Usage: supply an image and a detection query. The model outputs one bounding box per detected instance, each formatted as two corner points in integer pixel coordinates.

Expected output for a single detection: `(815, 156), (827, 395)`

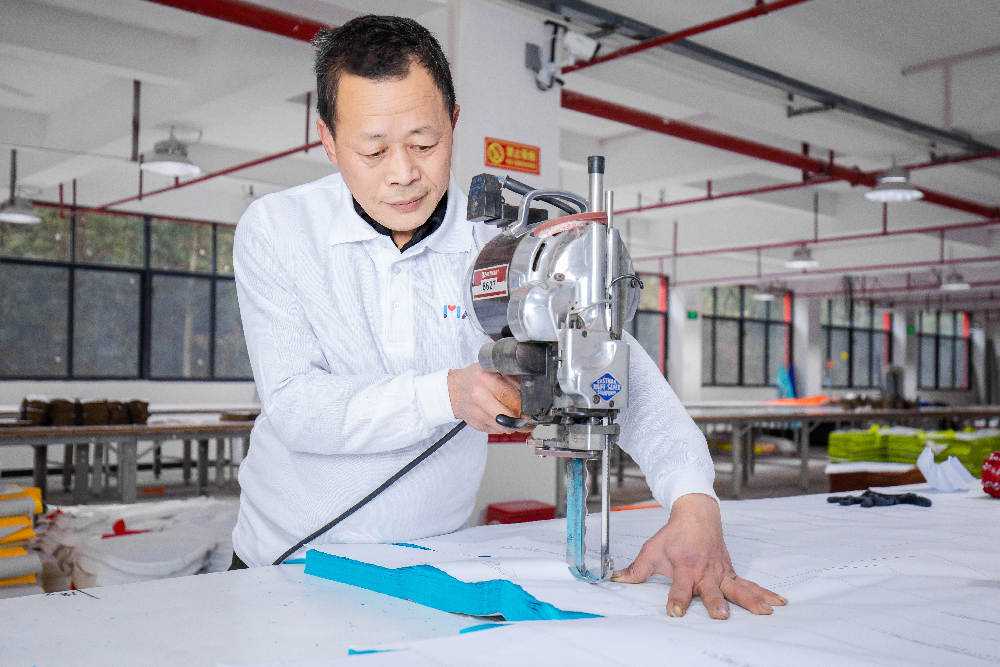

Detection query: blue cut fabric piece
(304, 549), (600, 622)
(347, 649), (397, 655)
(392, 542), (434, 551)
(283, 558), (306, 565)
(460, 623), (508, 634)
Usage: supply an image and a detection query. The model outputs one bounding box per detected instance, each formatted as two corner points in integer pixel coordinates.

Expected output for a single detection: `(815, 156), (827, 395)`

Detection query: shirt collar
(353, 191), (447, 253)
(328, 174), (472, 255)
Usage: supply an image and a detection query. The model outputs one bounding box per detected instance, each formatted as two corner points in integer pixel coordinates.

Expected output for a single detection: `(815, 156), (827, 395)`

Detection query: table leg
(90, 442), (103, 497)
(731, 422), (743, 499)
(72, 442), (90, 504)
(153, 442), (162, 479)
(32, 445), (48, 501)
(119, 439), (137, 503)
(745, 425), (755, 481)
(215, 439), (225, 485)
(182, 439), (192, 485)
(197, 439), (209, 495)
(799, 421), (812, 492)
(62, 444), (72, 491)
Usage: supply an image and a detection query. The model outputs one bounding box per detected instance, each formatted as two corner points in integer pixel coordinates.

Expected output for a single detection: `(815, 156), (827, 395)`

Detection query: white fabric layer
(231, 173), (716, 566)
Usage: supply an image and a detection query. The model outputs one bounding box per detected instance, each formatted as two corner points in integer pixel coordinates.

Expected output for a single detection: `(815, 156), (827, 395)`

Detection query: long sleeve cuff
(650, 467), (720, 517)
(413, 368), (456, 428)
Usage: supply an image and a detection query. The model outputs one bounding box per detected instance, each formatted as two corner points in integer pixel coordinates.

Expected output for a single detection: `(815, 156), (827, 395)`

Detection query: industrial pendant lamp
(0, 149), (41, 224)
(864, 165), (923, 203)
(785, 245), (818, 269)
(140, 127), (203, 178)
(940, 268), (971, 291)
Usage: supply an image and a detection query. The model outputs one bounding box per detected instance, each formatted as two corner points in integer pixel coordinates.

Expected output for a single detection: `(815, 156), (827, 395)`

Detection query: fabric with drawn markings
(231, 172), (716, 567)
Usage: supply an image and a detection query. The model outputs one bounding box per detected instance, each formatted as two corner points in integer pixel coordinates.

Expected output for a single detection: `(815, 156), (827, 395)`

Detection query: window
(625, 273), (668, 376)
(0, 206), (250, 381)
(917, 311), (971, 390)
(702, 286), (793, 386)
(820, 299), (893, 388)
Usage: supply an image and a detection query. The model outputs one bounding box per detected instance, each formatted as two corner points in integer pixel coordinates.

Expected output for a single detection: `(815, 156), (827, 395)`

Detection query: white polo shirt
(231, 172), (716, 566)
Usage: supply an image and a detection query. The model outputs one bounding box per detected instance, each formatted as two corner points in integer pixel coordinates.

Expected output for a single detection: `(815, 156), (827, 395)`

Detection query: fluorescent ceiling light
(141, 129), (203, 178)
(940, 268), (971, 291)
(864, 165), (923, 203)
(0, 196), (41, 224)
(785, 245), (818, 269)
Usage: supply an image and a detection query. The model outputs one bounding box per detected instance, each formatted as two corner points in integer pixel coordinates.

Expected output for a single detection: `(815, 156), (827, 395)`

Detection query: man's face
(318, 63), (458, 247)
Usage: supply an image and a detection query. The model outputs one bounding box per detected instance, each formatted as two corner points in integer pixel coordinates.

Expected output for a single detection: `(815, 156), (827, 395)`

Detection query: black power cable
(272, 420), (467, 565)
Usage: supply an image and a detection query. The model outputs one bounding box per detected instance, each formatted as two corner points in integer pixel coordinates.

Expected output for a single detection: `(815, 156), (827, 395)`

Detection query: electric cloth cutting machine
(465, 156), (642, 582)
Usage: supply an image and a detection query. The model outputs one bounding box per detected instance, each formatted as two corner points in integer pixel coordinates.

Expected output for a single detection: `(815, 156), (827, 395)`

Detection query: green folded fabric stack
(828, 425), (885, 463)
(882, 426), (926, 464)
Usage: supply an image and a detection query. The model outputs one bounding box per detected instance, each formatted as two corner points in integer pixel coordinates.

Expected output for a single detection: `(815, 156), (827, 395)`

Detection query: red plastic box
(485, 500), (556, 525)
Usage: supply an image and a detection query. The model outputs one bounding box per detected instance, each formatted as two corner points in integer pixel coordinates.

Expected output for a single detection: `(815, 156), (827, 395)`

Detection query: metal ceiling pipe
(634, 217), (1000, 263)
(562, 89), (1000, 220)
(94, 140), (321, 211)
(144, 0), (326, 42)
(562, 0), (813, 74)
(665, 253), (1000, 288)
(520, 0), (996, 154)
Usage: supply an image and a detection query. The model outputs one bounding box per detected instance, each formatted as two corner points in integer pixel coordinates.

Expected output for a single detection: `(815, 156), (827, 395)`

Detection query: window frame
(625, 273), (669, 377)
(917, 310), (971, 391)
(821, 299), (893, 389)
(701, 286), (794, 387)
(0, 207), (250, 382)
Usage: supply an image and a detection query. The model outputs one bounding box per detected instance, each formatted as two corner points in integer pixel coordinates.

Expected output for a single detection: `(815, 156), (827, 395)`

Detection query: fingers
(447, 365), (522, 434)
(698, 578), (730, 620)
(719, 574), (782, 615)
(665, 569), (694, 618)
(609, 555), (656, 585)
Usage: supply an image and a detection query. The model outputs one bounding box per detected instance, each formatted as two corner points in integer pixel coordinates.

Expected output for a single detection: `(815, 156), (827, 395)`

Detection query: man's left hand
(610, 493), (786, 620)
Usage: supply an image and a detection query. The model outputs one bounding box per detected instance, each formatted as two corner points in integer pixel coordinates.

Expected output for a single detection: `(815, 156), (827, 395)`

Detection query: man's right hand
(447, 364), (522, 433)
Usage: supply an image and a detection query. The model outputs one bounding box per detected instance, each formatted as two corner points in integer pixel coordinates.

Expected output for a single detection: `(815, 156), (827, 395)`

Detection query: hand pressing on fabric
(447, 363), (522, 434)
(611, 492), (787, 619)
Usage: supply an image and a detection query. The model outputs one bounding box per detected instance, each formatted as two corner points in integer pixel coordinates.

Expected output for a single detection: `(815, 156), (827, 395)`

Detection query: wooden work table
(0, 422), (253, 503)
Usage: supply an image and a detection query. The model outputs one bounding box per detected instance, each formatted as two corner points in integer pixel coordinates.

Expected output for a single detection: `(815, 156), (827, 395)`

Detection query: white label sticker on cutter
(472, 264), (509, 300)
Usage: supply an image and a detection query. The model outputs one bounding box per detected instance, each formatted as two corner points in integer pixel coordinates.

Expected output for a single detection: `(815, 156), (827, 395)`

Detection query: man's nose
(385, 147), (419, 187)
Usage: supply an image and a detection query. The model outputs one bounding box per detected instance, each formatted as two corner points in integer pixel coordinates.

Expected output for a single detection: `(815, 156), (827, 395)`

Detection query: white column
(900, 310), (918, 400)
(449, 0), (561, 191)
(799, 297), (822, 397)
(668, 286), (703, 402)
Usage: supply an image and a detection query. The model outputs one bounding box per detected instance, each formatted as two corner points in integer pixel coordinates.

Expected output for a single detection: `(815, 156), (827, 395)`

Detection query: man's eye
(413, 144), (434, 152)
(365, 150), (385, 159)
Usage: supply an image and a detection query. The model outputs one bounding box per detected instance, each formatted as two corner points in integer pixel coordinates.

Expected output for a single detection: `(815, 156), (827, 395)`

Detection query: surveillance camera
(563, 30), (600, 62)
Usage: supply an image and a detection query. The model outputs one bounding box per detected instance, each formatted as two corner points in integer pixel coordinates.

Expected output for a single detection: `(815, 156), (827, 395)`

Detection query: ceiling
(2, 0), (998, 314)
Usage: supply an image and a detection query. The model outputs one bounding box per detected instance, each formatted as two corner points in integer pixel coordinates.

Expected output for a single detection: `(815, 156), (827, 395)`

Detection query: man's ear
(317, 117), (338, 166)
(451, 104), (460, 130)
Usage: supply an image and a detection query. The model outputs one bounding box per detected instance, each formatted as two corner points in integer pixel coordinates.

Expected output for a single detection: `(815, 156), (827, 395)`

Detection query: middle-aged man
(231, 14), (786, 620)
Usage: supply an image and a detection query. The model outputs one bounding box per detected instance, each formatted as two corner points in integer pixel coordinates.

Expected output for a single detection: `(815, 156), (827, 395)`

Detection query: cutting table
(2, 484), (998, 666)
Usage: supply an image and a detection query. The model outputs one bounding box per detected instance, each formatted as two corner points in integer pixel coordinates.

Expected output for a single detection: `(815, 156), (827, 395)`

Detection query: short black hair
(312, 15), (455, 135)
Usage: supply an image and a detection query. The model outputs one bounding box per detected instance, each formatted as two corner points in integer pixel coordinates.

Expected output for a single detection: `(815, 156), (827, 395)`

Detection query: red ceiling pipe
(144, 0), (325, 42)
(616, 177), (837, 215)
(562, 0), (813, 75)
(634, 217), (1000, 263)
(615, 149), (1000, 217)
(562, 90), (1000, 220)
(665, 253), (1000, 288)
(94, 140), (322, 211)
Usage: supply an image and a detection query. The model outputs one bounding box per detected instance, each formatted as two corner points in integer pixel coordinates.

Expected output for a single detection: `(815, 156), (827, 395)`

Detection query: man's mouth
(387, 195), (425, 213)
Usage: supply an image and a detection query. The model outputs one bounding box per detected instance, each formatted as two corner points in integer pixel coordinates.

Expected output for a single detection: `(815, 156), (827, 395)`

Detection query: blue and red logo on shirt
(443, 304), (470, 319)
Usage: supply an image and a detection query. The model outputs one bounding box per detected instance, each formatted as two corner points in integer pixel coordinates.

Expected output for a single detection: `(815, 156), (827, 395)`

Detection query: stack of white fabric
(34, 497), (238, 590)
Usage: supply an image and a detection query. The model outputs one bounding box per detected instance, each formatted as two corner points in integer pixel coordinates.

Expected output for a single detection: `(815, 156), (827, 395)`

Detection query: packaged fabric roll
(0, 516), (35, 544)
(0, 546), (43, 581)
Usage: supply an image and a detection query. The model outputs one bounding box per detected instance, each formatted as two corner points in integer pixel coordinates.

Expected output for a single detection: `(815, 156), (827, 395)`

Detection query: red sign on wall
(484, 137), (540, 175)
